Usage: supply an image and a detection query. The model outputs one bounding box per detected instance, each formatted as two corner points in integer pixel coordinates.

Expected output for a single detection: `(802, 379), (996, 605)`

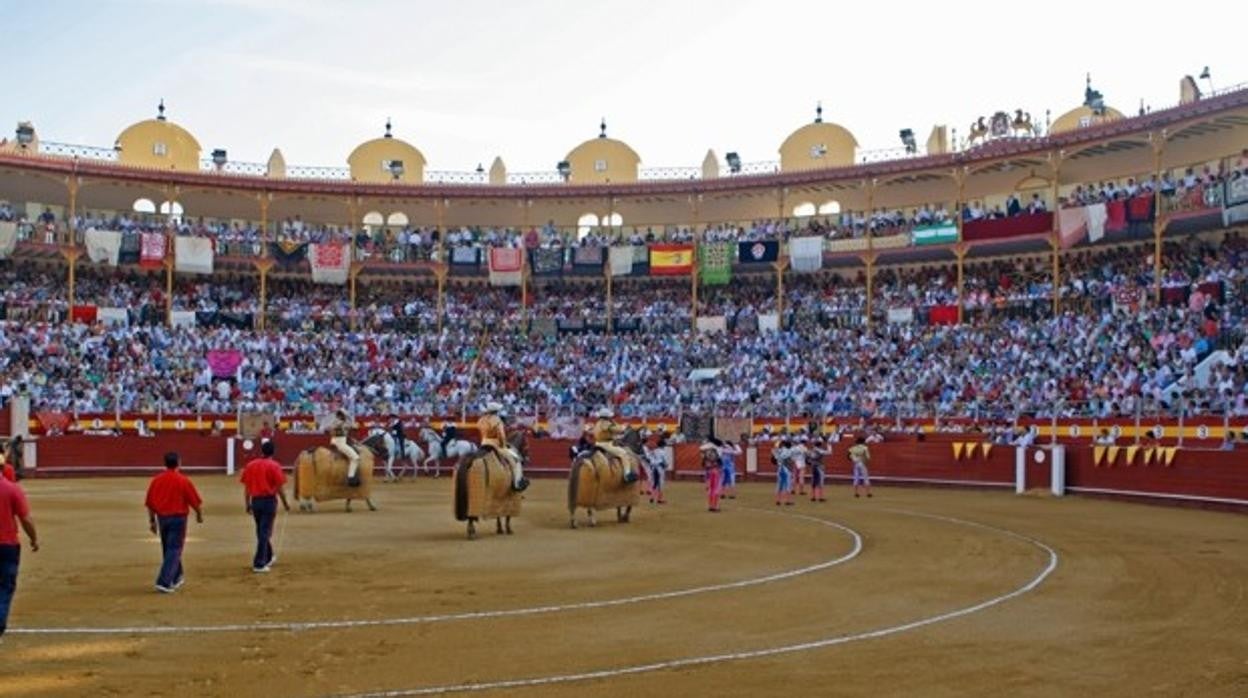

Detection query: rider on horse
(589, 407), (638, 483)
(386, 413), (408, 461)
(329, 409), (362, 487)
(477, 402), (528, 491)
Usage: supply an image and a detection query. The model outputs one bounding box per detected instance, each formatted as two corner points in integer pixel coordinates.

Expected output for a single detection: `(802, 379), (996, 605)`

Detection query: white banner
(609, 245), (634, 276)
(887, 307), (915, 324)
(175, 236), (215, 274)
(789, 236), (824, 272)
(171, 310), (197, 328)
(1086, 202), (1107, 243)
(310, 242), (350, 285)
(0, 221), (17, 259)
(85, 228), (122, 266)
(758, 313), (780, 332)
(97, 307), (130, 327)
(695, 315), (727, 333)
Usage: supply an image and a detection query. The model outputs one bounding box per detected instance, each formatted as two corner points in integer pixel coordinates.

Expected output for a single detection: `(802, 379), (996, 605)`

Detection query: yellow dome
(562, 120), (640, 184)
(115, 103), (202, 172)
(347, 120), (427, 183)
(1050, 104), (1125, 134)
(779, 106), (857, 171)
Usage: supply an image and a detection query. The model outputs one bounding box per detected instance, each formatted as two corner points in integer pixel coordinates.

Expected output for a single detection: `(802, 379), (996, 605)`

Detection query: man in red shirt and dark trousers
(1, 471), (38, 639)
(144, 452), (203, 593)
(240, 441), (289, 573)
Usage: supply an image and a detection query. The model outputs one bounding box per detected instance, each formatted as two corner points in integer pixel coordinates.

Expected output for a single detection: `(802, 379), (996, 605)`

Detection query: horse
(421, 426), (477, 476)
(567, 426), (643, 528)
(292, 444), (378, 513)
(363, 430), (426, 481)
(453, 430), (528, 540)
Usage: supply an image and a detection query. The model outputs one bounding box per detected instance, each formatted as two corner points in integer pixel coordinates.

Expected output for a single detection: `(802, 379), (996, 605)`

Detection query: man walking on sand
(145, 452), (204, 593)
(0, 471), (37, 638)
(240, 441), (290, 573)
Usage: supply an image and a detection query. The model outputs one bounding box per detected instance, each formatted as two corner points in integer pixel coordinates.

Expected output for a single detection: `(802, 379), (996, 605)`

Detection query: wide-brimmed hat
(596, 407), (615, 418)
(485, 402), (503, 413)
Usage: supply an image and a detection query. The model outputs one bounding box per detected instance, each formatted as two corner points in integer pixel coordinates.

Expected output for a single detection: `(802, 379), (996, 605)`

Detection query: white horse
(364, 430), (426, 481)
(420, 426), (476, 476)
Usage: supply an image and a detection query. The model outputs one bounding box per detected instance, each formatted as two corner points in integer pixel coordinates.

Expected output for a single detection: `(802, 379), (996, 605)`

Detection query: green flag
(699, 242), (732, 286)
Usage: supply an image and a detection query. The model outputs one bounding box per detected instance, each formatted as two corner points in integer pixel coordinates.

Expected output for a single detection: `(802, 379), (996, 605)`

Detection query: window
(159, 200), (184, 223)
(386, 212), (409, 227)
(362, 211), (385, 226)
(153, 142), (168, 156)
(577, 213), (600, 239)
(818, 200), (841, 215)
(594, 159), (608, 172)
(133, 198), (157, 214)
(1078, 116), (1092, 128)
(809, 144), (827, 159)
(792, 202), (817, 218)
(605, 212), (623, 227)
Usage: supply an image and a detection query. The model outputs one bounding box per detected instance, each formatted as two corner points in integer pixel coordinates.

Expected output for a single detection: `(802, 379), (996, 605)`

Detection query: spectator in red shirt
(1, 474), (38, 638)
(144, 452), (203, 593)
(239, 441), (289, 573)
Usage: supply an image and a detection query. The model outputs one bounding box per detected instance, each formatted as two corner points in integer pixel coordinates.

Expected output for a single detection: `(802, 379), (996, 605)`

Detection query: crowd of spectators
(2, 232), (1244, 423)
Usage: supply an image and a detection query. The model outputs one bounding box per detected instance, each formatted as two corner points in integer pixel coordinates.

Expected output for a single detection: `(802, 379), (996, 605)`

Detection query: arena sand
(1, 476), (1245, 697)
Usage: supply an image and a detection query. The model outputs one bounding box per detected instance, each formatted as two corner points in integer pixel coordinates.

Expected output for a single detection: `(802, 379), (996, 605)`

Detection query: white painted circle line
(327, 508), (1059, 697)
(11, 508), (861, 636)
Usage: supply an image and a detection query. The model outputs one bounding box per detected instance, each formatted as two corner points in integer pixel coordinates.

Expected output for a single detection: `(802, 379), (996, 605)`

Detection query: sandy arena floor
(1, 475), (1246, 697)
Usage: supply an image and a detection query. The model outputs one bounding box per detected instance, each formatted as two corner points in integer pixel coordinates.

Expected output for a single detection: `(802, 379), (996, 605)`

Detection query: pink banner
(206, 349), (244, 378)
(140, 232), (166, 268)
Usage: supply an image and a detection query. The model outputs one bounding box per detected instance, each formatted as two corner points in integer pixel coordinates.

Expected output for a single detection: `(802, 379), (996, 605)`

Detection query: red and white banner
(488, 247), (523, 286)
(310, 242), (350, 284)
(140, 232), (166, 268)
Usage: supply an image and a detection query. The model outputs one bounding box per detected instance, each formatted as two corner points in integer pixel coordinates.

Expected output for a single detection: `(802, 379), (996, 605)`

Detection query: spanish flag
(649, 244), (694, 276)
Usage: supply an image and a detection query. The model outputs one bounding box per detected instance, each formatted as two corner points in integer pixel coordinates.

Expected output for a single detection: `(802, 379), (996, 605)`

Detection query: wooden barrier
(27, 434), (1248, 510)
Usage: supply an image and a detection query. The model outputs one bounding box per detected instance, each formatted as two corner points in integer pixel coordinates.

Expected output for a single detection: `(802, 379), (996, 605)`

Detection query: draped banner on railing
(929, 304), (958, 325)
(85, 228), (122, 266)
(270, 240), (309, 264)
(309, 242), (349, 284)
(698, 242), (732, 285)
(649, 244), (693, 276)
(737, 240), (779, 263)
(206, 349), (244, 378)
(962, 212), (1053, 242)
(488, 247), (523, 286)
(912, 223), (957, 246)
(789, 236), (824, 272)
(450, 246), (480, 267)
(609, 245), (634, 276)
(171, 310), (197, 328)
(98, 307), (129, 327)
(175, 236), (215, 274)
(1224, 177), (1248, 226)
(873, 233), (911, 250)
(140, 232), (166, 268)
(825, 237), (868, 254)
(573, 245), (605, 272)
(0, 221), (18, 259)
(529, 248), (564, 277)
(695, 315), (727, 333)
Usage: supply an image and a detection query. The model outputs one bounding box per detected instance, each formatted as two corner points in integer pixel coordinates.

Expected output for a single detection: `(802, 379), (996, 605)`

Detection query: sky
(5, 0), (1244, 174)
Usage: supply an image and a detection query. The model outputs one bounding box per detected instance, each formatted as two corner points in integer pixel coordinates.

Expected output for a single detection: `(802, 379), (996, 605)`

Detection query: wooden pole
(690, 195), (701, 332)
(955, 243), (967, 325)
(605, 263), (614, 335)
(1152, 132), (1167, 306)
(66, 175), (78, 247)
(864, 252), (876, 329)
(255, 258), (273, 331)
(775, 257), (788, 320)
(954, 169), (966, 324)
(1050, 153), (1062, 317)
(259, 192), (270, 258)
(61, 247), (79, 323)
(435, 264), (447, 334)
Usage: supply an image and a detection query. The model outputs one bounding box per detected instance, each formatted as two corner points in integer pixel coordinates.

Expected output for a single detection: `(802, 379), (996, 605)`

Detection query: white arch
(605, 212), (623, 227)
(133, 198), (156, 214)
(577, 213), (600, 240)
(362, 211), (385, 226)
(386, 212), (409, 227)
(818, 200), (841, 215)
(792, 202), (816, 218)
(159, 201), (184, 222)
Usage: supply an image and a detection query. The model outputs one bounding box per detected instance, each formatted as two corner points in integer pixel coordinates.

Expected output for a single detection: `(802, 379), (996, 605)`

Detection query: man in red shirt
(144, 452), (203, 593)
(1, 473), (38, 638)
(239, 441), (289, 573)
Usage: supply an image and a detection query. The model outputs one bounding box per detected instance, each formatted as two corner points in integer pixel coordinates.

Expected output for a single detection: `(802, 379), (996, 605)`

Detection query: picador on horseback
(589, 407), (638, 483)
(477, 402), (528, 491)
(329, 409), (362, 487)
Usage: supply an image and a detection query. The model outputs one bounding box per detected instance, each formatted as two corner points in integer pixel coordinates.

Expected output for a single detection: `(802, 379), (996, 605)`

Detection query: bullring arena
(3, 5), (1248, 695)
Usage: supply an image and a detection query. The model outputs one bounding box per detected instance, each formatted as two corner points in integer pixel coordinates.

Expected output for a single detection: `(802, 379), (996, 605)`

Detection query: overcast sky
(6, 0), (1242, 174)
